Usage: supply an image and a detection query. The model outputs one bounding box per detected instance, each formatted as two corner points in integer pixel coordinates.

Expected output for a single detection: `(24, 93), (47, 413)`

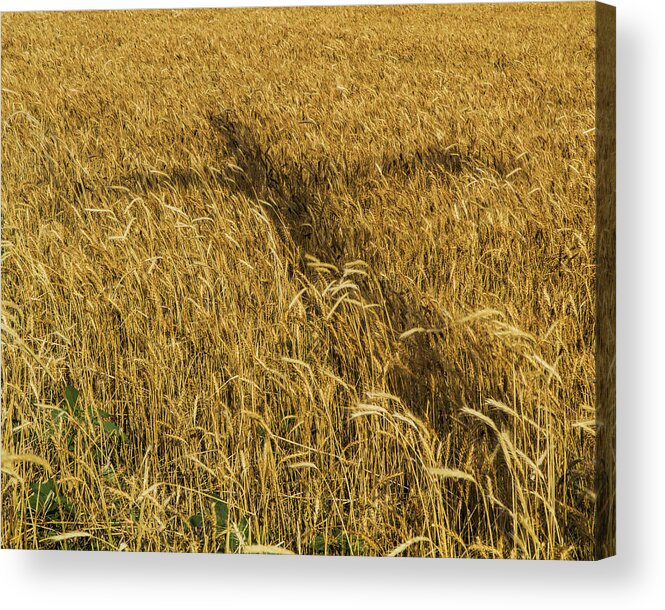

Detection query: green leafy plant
(27, 478), (75, 518)
(187, 495), (254, 552)
(312, 528), (364, 556)
(28, 385), (128, 535)
(49, 385), (128, 459)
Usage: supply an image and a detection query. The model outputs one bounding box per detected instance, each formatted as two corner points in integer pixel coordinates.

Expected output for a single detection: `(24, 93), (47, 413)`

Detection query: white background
(1, 0), (662, 608)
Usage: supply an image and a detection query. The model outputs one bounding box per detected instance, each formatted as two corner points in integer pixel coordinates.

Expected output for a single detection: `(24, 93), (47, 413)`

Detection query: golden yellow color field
(2, 3), (597, 558)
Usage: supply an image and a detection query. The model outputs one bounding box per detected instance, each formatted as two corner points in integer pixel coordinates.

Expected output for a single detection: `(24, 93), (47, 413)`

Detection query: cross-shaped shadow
(204, 109), (488, 436)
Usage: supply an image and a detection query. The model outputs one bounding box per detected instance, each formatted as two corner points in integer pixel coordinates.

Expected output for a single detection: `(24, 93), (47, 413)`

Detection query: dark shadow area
(207, 110), (476, 262)
(120, 165), (231, 192)
(204, 109), (491, 437)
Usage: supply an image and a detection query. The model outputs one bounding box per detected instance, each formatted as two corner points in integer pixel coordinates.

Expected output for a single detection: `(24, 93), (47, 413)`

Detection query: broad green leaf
(189, 514), (203, 529)
(312, 533), (326, 554)
(28, 479), (58, 514)
(102, 420), (120, 435)
(64, 386), (79, 413)
(213, 499), (229, 531)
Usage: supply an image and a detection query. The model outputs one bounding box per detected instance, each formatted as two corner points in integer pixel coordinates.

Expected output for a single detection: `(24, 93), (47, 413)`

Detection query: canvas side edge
(594, 0), (616, 561)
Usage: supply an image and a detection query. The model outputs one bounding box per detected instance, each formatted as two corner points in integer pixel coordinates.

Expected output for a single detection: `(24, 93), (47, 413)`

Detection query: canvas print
(1, 2), (615, 559)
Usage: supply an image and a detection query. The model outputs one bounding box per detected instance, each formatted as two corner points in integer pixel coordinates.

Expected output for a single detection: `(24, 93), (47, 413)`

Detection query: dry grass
(2, 3), (599, 558)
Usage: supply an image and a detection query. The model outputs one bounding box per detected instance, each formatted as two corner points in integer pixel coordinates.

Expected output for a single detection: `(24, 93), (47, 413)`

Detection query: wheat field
(2, 3), (602, 558)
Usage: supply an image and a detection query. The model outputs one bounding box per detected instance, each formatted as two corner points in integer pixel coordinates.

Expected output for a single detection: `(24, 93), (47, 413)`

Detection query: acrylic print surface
(1, 2), (615, 559)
